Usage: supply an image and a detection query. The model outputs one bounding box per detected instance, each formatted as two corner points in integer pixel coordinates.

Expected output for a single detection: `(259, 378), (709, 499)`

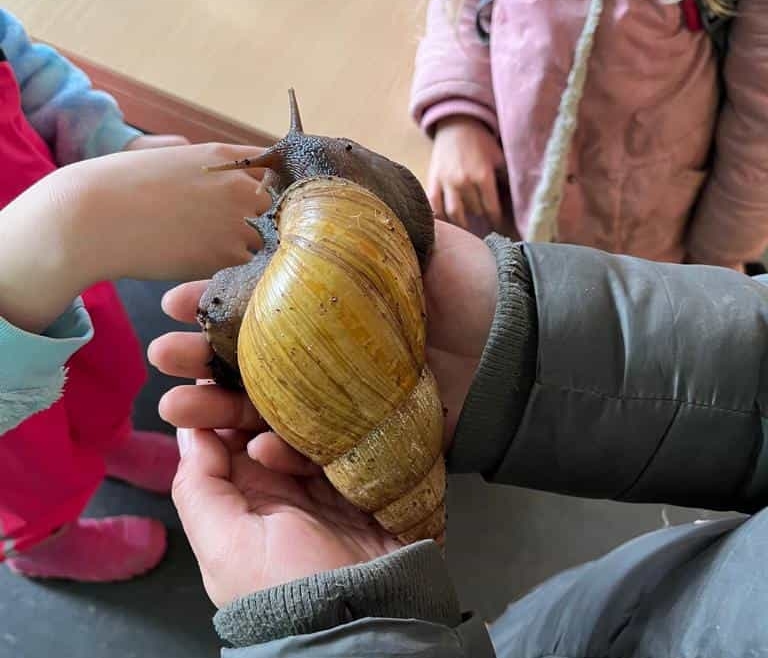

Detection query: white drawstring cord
(525, 0), (604, 243)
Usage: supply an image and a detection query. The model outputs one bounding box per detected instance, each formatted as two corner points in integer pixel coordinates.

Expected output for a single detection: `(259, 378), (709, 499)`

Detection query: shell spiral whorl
(237, 177), (446, 543)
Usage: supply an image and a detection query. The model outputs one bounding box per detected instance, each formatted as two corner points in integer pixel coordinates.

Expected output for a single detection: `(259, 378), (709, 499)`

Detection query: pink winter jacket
(410, 0), (768, 267)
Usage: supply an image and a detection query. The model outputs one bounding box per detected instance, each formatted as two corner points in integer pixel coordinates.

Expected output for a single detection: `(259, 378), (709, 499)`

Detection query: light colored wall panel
(3, 0), (433, 182)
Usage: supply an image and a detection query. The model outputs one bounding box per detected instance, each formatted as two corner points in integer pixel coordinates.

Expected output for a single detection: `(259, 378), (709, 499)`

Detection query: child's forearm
(0, 176), (94, 333)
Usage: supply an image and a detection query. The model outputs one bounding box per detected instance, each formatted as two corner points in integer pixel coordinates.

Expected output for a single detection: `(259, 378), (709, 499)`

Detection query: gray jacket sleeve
(451, 237), (768, 514)
(222, 615), (493, 658)
(211, 237), (768, 657)
(213, 541), (495, 657)
(206, 236), (543, 657)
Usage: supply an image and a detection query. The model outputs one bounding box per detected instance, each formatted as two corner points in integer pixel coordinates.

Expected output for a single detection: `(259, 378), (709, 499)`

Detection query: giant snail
(197, 90), (446, 545)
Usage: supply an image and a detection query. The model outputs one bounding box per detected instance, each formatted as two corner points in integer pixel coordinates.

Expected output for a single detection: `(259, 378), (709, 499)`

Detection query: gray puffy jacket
(213, 238), (768, 657)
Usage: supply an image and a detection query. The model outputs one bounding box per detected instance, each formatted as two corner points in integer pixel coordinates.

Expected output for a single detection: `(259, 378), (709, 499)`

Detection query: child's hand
(124, 134), (191, 150)
(428, 116), (505, 230)
(0, 143), (267, 332)
(62, 142), (269, 283)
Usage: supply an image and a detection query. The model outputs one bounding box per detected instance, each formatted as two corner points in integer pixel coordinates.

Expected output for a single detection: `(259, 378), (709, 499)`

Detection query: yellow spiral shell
(237, 176), (446, 543)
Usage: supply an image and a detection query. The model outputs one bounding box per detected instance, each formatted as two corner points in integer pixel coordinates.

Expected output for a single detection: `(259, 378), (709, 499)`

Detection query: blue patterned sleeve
(0, 8), (142, 164)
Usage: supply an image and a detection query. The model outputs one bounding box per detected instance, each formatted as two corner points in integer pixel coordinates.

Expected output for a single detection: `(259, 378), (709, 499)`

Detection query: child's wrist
(435, 115), (491, 135)
(0, 237), (82, 333)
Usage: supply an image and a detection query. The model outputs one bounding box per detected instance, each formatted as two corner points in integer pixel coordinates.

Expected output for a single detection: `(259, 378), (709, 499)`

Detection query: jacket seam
(738, 418), (764, 495)
(537, 379), (764, 418)
(615, 402), (682, 501)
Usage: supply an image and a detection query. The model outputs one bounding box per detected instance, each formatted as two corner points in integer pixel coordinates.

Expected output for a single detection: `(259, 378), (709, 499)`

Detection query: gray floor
(0, 279), (725, 657)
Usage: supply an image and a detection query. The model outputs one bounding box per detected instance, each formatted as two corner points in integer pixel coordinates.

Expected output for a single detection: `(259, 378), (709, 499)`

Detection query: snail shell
(237, 176), (446, 543)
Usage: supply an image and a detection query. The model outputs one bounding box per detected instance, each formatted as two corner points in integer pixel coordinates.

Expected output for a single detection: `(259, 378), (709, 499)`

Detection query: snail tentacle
(287, 87), (303, 133)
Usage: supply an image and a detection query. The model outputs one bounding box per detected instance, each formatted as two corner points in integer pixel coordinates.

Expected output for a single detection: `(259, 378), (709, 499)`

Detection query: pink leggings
(0, 282), (146, 558)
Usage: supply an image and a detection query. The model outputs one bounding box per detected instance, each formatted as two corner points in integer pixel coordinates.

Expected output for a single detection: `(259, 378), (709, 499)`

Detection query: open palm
(174, 427), (399, 608)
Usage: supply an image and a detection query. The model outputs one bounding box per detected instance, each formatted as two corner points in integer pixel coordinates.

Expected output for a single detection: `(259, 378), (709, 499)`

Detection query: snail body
(198, 92), (445, 543)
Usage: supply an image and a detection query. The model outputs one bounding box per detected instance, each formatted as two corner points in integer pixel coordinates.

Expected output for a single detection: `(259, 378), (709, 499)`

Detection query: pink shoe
(105, 430), (180, 494)
(6, 516), (166, 582)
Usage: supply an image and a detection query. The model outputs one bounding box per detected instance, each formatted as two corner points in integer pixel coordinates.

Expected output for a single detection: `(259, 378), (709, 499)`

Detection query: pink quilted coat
(410, 0), (768, 268)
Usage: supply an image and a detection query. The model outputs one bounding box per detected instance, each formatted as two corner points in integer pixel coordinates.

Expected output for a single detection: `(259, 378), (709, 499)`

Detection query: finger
(427, 179), (445, 221)
(238, 166), (266, 181)
(476, 174), (503, 229)
(148, 332), (213, 380)
(161, 281), (210, 323)
(253, 186), (272, 215)
(134, 134), (190, 150)
(461, 184), (484, 218)
(159, 384), (266, 432)
(247, 432), (321, 476)
(216, 429), (252, 454)
(232, 174), (272, 216)
(444, 187), (467, 229)
(173, 428), (249, 553)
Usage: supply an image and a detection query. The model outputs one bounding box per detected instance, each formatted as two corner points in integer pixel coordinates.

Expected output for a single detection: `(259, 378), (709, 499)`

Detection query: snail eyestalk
(288, 88), (303, 133)
(202, 89), (302, 173)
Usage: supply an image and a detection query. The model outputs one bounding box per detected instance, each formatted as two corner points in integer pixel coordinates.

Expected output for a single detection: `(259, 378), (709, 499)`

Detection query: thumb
(172, 428), (245, 552)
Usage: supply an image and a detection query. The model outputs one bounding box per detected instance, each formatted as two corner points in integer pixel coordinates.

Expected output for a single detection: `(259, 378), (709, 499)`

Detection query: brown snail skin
(197, 90), (445, 544)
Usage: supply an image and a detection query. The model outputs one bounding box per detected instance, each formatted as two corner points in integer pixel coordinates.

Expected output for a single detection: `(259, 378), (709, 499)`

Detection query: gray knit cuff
(213, 540), (461, 648)
(448, 235), (538, 476)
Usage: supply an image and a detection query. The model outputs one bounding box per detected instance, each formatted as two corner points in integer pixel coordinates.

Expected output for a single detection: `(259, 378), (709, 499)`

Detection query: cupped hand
(150, 283), (399, 606)
(172, 426), (399, 607)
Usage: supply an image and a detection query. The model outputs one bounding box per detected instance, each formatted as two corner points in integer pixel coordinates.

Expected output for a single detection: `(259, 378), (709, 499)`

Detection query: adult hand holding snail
(148, 90), (505, 606)
(148, 218), (498, 607)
